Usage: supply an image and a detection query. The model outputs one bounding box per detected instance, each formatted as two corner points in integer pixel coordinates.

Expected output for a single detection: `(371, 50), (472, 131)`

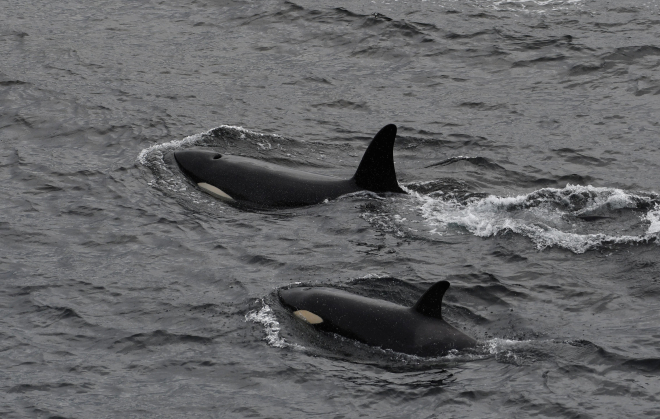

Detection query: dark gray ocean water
(2, 0), (660, 417)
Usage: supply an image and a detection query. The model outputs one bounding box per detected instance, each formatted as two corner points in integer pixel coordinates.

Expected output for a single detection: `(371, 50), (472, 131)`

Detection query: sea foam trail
(412, 184), (660, 254)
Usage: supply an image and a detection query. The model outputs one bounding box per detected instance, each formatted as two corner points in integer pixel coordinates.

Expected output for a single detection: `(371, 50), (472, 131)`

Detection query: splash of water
(245, 301), (304, 350)
(412, 184), (660, 253)
(645, 204), (660, 235)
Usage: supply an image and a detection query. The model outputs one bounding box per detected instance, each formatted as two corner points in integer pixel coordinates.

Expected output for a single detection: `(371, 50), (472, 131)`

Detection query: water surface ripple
(1, 0), (660, 417)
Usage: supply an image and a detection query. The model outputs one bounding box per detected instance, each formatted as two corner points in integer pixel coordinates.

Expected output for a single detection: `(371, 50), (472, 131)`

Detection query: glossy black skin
(278, 286), (477, 357)
(173, 124), (405, 208)
(174, 152), (363, 207)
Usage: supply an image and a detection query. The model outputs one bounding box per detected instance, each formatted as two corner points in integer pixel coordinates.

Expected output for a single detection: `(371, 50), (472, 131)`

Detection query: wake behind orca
(174, 124), (405, 207)
(278, 281), (477, 357)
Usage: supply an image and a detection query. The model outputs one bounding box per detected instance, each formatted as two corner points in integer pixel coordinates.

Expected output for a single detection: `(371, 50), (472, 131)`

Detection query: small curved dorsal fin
(413, 281), (450, 319)
(353, 124), (405, 193)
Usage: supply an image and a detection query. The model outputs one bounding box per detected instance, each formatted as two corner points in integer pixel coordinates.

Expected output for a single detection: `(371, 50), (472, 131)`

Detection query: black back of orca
(173, 124), (405, 207)
(278, 281), (476, 357)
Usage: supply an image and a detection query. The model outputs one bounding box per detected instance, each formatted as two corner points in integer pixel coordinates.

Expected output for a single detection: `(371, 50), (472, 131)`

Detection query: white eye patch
(293, 310), (323, 325)
(197, 182), (234, 201)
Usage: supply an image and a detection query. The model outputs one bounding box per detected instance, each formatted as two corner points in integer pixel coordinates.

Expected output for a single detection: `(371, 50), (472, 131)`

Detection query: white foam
(138, 132), (202, 166)
(245, 301), (304, 350)
(485, 337), (531, 354)
(488, 0), (583, 12)
(355, 273), (391, 280)
(413, 184), (660, 253)
(645, 205), (660, 235)
(480, 338), (537, 364)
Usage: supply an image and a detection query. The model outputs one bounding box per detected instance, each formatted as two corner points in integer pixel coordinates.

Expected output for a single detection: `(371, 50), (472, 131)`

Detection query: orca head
(278, 287), (312, 311)
(353, 124), (406, 194)
(173, 149), (223, 184)
(278, 287), (326, 325)
(173, 150), (235, 200)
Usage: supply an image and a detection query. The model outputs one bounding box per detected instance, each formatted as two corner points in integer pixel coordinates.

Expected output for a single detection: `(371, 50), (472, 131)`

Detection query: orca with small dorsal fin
(173, 124), (405, 207)
(278, 280), (476, 357)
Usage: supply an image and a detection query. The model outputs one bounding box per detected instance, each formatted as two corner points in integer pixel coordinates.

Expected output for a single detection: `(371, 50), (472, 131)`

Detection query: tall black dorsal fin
(353, 124), (405, 193)
(413, 281), (450, 319)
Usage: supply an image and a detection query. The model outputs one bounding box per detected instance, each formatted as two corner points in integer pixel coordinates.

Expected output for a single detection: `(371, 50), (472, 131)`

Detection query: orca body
(174, 124), (405, 207)
(278, 281), (476, 357)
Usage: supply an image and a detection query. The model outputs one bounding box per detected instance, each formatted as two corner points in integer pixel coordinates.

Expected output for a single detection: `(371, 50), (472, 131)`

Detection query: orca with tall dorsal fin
(278, 281), (477, 357)
(173, 124), (405, 207)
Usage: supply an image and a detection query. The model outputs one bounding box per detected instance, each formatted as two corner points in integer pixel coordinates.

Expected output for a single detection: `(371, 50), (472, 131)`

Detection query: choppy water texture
(2, 0), (660, 417)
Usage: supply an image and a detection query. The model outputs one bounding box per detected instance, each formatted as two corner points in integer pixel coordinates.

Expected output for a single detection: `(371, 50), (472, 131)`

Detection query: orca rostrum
(174, 124), (405, 207)
(278, 281), (477, 357)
